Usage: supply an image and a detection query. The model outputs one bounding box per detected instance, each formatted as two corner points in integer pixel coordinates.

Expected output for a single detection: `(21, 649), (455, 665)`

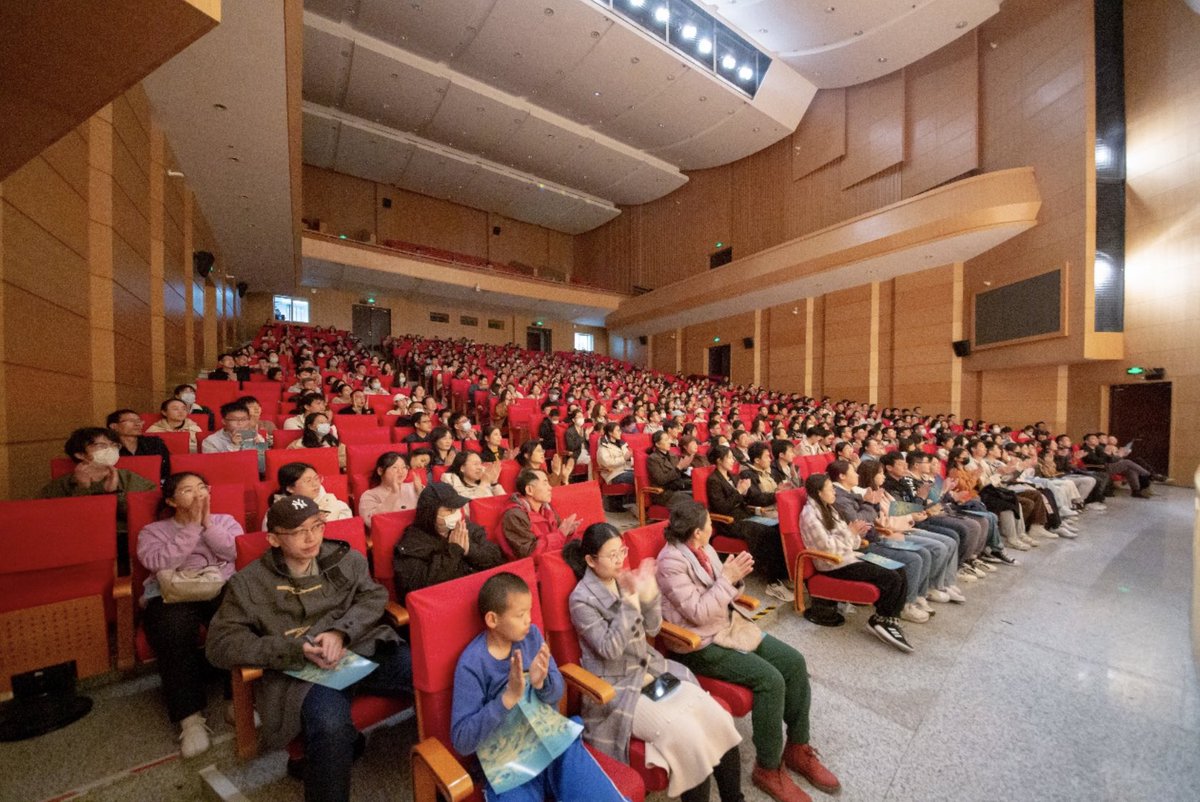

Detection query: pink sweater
(655, 541), (740, 650)
(136, 514), (243, 603)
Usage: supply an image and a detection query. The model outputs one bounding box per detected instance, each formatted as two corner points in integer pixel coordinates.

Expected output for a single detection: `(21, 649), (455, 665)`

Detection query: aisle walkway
(4, 487), (1198, 801)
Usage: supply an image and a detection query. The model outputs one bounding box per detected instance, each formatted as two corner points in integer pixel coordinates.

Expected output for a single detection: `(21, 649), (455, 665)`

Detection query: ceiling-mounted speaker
(742, 337), (754, 349)
(236, 282), (248, 298)
(952, 339), (971, 358)
(193, 251), (215, 279)
(637, 335), (648, 346)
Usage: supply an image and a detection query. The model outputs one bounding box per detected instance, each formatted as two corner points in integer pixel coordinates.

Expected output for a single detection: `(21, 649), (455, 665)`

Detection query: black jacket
(392, 523), (503, 606)
(539, 418), (559, 452)
(119, 435), (171, 482)
(563, 426), (588, 462)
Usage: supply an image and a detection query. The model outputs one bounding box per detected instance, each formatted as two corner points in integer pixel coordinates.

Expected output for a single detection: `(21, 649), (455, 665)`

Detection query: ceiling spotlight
(737, 65), (754, 81)
(697, 37), (713, 54)
(593, 90), (602, 96)
(681, 23), (697, 40)
(853, 29), (863, 36)
(877, 56), (888, 62)
(721, 54), (737, 70)
(544, 7), (554, 15)
(654, 6), (669, 23)
(629, 0), (644, 7)
(825, 6), (836, 12)
(956, 20), (968, 28)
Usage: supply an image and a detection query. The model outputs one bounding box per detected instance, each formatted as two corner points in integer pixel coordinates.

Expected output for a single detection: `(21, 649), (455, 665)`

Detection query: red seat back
(691, 465), (716, 508)
(271, 429), (304, 449)
(345, 443), (405, 477)
(195, 380), (239, 409)
(170, 451), (259, 488)
(406, 558), (542, 747)
(467, 495), (515, 558)
(549, 480), (606, 534)
(50, 455), (163, 485)
(0, 495), (118, 614)
(775, 488), (808, 583)
(339, 428), (391, 446)
(265, 447), (340, 485)
(533, 549), (584, 675)
(241, 382), (283, 408)
(495, 459), (520, 494)
(622, 521), (669, 566)
(369, 509), (418, 602)
(144, 431), (192, 456)
(331, 415), (383, 433)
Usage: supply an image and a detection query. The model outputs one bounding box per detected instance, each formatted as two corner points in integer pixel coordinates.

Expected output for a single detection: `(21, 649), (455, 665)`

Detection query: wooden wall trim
(608, 167), (1041, 335)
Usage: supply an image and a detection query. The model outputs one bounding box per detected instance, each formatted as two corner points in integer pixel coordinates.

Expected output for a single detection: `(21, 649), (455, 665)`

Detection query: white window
(273, 295), (310, 323)
(574, 332), (594, 352)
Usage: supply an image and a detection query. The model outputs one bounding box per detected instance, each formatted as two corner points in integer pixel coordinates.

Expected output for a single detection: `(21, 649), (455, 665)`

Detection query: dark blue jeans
(300, 642), (412, 802)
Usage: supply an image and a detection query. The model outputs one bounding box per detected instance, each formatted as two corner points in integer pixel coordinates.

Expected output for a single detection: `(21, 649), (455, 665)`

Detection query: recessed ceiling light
(390, 72), (399, 79)
(593, 90), (602, 96)
(853, 30), (863, 36)
(213, 103), (227, 111)
(228, 156), (240, 162)
(752, 127), (760, 132)
(697, 37), (713, 55)
(590, 30), (600, 38)
(513, 51), (521, 58)
(544, 7), (554, 15)
(476, 106), (485, 112)
(630, 56), (640, 64)
(721, 54), (736, 69)
(877, 57), (888, 62)
(956, 20), (968, 28)
(654, 6), (669, 23)
(825, 5), (835, 12)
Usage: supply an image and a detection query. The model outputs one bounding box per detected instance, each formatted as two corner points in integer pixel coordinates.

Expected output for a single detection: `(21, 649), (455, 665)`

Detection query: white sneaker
(1085, 502), (1108, 512)
(1055, 527), (1079, 539)
(901, 603), (930, 623)
(957, 566), (979, 582)
(179, 713), (211, 758)
(1029, 524), (1057, 539)
(1006, 537), (1031, 551)
(916, 596), (935, 614)
(927, 588), (951, 603)
(945, 585), (967, 603)
(764, 581), (793, 602)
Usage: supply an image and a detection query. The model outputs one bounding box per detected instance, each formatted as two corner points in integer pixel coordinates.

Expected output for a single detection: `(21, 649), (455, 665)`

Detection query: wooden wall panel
(377, 185), (488, 258)
(637, 167), (731, 291)
(573, 208), (633, 293)
(891, 265), (956, 410)
(682, 312), (755, 385)
(302, 165), (377, 239)
(731, 139), (787, 260)
(650, 333), (676, 374)
(876, 280), (894, 407)
(765, 300), (806, 394)
(903, 31), (980, 196)
(821, 286), (872, 401)
(963, 0), (1092, 371)
(841, 71), (905, 189)
(792, 89), (846, 181)
(979, 364), (1061, 428)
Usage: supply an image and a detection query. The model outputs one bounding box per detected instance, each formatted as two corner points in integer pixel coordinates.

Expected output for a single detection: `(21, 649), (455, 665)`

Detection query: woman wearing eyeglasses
(564, 523), (743, 802)
(136, 472), (244, 758)
(261, 461), (351, 529)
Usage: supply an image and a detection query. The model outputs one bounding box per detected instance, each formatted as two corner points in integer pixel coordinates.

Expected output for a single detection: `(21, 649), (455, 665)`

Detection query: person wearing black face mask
(391, 483), (503, 606)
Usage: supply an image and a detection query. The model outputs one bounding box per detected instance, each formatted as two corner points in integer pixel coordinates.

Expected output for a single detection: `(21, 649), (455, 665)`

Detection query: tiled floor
(4, 486), (1199, 801)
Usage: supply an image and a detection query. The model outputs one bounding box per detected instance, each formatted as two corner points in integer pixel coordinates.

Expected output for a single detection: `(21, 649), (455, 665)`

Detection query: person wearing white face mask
(40, 428), (157, 564)
(287, 411), (346, 469)
(364, 377), (387, 395)
(173, 383), (214, 430)
(391, 483), (503, 605)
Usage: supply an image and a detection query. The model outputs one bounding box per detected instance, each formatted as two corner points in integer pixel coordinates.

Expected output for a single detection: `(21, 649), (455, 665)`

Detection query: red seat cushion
(807, 574), (880, 605)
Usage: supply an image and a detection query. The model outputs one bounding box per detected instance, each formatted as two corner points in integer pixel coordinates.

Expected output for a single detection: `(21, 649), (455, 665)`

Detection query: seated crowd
(31, 322), (1158, 802)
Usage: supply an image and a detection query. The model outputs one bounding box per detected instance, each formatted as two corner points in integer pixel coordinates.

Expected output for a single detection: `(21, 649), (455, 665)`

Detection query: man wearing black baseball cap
(392, 482), (504, 605)
(206, 495), (411, 802)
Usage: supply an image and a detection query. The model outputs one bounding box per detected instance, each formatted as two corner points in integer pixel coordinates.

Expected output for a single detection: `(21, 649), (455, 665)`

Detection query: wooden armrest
(411, 737), (473, 802)
(735, 594), (759, 609)
(231, 665), (264, 759)
(711, 513), (735, 525)
(641, 485), (664, 496)
(238, 666), (264, 684)
(657, 621), (701, 652)
(560, 663), (615, 705)
(801, 549), (844, 565)
(113, 576), (134, 671)
(385, 601), (409, 628)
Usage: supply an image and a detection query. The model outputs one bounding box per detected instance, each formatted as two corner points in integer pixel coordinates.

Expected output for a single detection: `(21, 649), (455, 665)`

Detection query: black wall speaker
(193, 251), (215, 279)
(952, 339), (971, 358)
(637, 335), (648, 346)
(236, 282), (248, 298)
(742, 337), (755, 349)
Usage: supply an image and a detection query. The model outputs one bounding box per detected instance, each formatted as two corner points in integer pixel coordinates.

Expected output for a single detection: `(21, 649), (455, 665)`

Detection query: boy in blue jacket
(450, 572), (629, 802)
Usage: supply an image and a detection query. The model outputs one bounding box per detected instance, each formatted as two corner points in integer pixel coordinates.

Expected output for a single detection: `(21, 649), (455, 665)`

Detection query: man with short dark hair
(206, 495), (411, 802)
(500, 469), (580, 558)
(403, 411), (434, 445)
(201, 402), (260, 453)
(107, 408), (171, 481)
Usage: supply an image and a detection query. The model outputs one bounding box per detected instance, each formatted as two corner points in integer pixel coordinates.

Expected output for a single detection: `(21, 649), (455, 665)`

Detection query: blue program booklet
(478, 685), (584, 793)
(861, 552), (905, 571)
(285, 651), (378, 690)
(877, 539), (922, 551)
